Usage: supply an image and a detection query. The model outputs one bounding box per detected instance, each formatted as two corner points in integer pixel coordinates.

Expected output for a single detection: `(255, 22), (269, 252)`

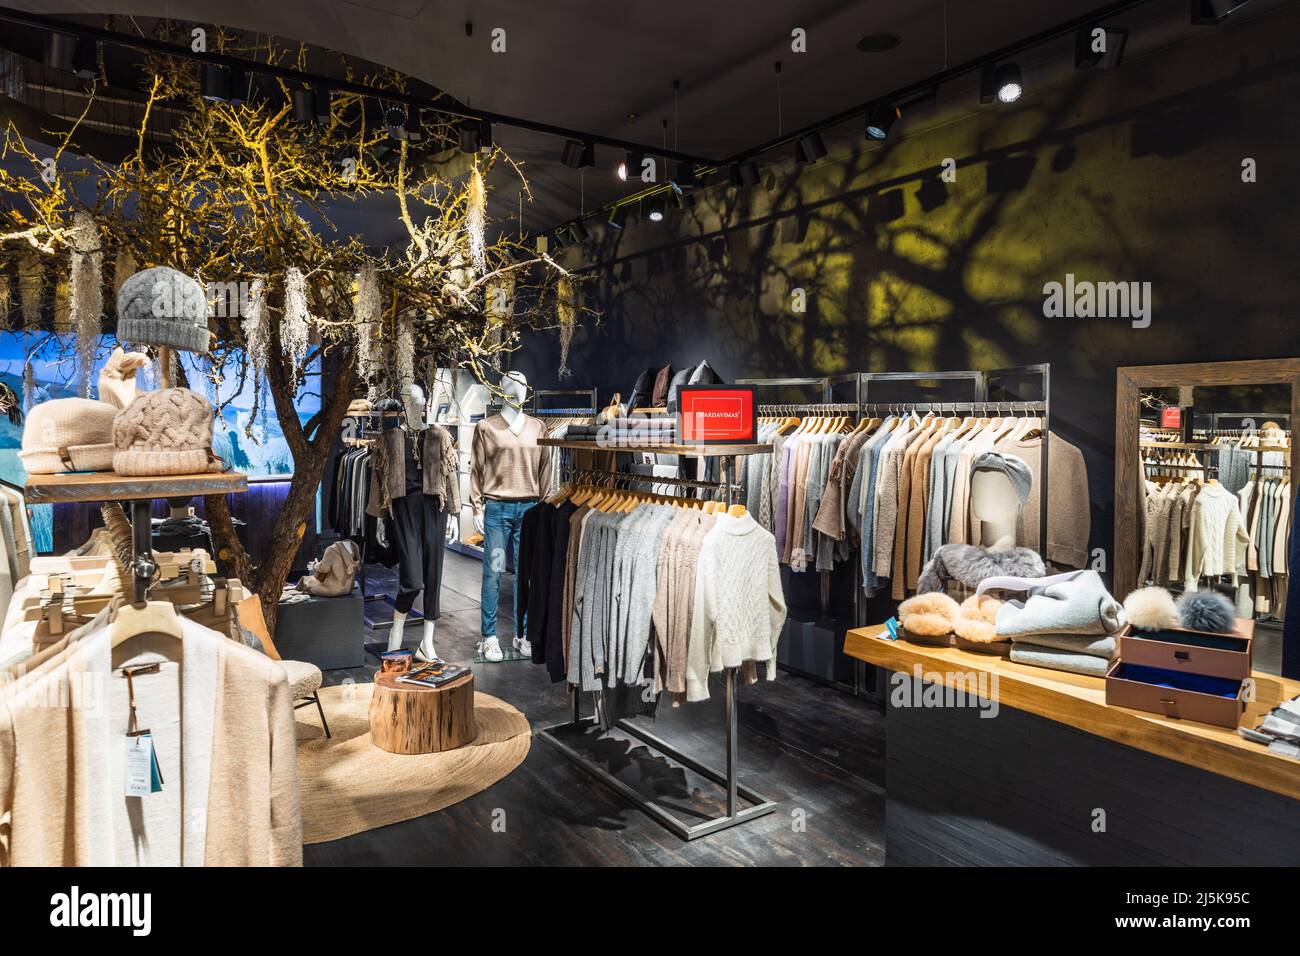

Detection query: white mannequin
(473, 371), (529, 535)
(389, 381), (441, 663)
(969, 469), (1020, 552)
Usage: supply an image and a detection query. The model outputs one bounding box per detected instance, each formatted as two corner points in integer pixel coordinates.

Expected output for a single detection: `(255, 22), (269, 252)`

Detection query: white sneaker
(481, 636), (504, 663)
(513, 635), (532, 657)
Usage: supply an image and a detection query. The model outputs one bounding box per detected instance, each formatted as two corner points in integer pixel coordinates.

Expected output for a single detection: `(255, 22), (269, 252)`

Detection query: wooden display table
(844, 626), (1300, 865)
(368, 671), (477, 754)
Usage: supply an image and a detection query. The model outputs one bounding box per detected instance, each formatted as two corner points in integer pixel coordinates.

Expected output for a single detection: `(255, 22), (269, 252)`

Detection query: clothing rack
(538, 446), (778, 841)
(857, 365), (1052, 559)
(562, 466), (740, 496)
(738, 375), (867, 694)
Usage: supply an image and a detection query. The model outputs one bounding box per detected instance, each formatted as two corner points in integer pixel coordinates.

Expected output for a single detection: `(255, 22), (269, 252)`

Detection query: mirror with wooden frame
(1116, 359), (1300, 678)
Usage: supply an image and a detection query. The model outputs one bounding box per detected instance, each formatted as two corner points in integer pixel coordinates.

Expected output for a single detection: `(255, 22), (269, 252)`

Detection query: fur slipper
(952, 593), (1004, 644)
(899, 591), (960, 637)
(1123, 586), (1180, 631)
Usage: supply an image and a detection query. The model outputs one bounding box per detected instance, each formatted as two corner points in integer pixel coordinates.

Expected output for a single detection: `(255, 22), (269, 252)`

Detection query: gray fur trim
(1177, 589), (1236, 634)
(917, 543), (1046, 594)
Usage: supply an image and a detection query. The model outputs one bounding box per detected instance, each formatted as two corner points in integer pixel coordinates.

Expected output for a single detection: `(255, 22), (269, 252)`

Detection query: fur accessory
(917, 543), (1045, 594)
(1123, 586), (1180, 631)
(899, 592), (959, 637)
(1177, 590), (1236, 634)
(953, 593), (1004, 644)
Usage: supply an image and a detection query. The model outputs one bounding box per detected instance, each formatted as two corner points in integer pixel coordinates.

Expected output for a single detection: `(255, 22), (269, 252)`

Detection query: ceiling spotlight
(672, 161), (696, 188)
(796, 132), (827, 164)
(1192, 0), (1251, 23)
(385, 105), (408, 139)
(459, 118), (492, 153)
(201, 63), (245, 103)
(561, 139), (594, 169)
(1076, 26), (1128, 69)
(728, 161), (760, 187)
(292, 87), (329, 125)
(608, 206), (629, 229)
(982, 62), (1023, 104)
(617, 159), (627, 181)
(550, 228), (569, 251)
(568, 221), (590, 244)
(646, 196), (666, 222)
(864, 102), (900, 140)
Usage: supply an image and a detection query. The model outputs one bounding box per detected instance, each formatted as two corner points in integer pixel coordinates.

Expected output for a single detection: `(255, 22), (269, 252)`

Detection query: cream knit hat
(112, 388), (221, 476)
(20, 398), (118, 474)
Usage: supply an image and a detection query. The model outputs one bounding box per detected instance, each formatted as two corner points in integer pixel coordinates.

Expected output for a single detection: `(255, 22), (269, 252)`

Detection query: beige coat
(0, 618), (301, 867)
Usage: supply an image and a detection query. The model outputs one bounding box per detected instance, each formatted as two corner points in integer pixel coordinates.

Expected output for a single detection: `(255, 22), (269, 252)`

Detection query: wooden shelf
(538, 438), (771, 456)
(24, 471), (249, 504)
(844, 626), (1300, 802)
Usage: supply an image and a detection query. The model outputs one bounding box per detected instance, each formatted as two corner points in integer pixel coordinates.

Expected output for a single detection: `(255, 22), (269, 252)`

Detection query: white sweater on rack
(1182, 482), (1251, 592)
(685, 513), (787, 702)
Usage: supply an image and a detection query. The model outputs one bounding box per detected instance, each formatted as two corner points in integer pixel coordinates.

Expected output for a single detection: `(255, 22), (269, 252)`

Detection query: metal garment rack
(857, 365), (1052, 560)
(738, 374), (867, 695)
(537, 447), (778, 840)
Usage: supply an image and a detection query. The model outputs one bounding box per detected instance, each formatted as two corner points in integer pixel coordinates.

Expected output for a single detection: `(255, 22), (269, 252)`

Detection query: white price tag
(124, 734), (154, 797)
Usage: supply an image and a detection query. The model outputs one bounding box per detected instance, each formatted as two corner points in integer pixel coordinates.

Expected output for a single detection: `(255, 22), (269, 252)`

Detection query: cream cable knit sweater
(1182, 482), (1251, 592)
(685, 513), (786, 702)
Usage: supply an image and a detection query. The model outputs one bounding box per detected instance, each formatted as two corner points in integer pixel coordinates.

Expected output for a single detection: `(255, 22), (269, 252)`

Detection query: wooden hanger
(109, 600), (184, 646)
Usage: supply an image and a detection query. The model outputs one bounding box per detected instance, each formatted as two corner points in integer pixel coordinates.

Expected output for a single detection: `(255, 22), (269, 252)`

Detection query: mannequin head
(500, 371), (528, 408)
(969, 452), (1031, 552)
(402, 382), (428, 431)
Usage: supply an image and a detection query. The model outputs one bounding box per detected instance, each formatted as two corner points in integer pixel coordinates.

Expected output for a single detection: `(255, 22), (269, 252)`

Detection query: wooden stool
(368, 671), (477, 754)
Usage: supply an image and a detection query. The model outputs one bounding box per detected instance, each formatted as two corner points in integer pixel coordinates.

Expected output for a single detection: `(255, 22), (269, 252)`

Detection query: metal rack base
(538, 689), (778, 841)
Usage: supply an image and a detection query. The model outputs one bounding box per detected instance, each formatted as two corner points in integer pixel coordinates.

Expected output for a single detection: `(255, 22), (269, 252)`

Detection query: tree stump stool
(368, 671), (477, 754)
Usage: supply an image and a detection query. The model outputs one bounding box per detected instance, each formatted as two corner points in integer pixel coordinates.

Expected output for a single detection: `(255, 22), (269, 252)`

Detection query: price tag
(124, 733), (156, 797)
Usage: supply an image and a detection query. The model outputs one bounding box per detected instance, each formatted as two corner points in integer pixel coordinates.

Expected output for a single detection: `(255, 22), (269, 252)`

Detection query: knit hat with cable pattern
(112, 387), (221, 476)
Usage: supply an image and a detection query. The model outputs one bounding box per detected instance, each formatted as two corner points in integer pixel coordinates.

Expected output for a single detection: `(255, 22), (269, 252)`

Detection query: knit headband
(970, 451), (1033, 508)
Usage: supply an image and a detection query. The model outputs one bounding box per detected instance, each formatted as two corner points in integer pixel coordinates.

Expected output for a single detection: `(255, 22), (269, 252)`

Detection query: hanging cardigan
(367, 424), (460, 517)
(0, 618), (301, 867)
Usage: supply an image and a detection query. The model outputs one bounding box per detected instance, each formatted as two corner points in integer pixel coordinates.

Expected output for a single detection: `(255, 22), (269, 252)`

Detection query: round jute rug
(295, 681), (531, 844)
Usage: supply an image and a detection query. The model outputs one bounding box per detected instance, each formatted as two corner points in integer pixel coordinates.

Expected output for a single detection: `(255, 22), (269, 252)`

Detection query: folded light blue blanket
(1009, 642), (1112, 677)
(1012, 631), (1117, 659)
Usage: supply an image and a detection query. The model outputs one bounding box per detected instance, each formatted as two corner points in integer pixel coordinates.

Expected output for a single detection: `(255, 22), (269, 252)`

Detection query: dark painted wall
(516, 3), (1300, 572)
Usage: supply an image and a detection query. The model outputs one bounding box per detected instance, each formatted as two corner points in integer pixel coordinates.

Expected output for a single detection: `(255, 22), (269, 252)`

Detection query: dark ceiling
(0, 0), (1273, 240)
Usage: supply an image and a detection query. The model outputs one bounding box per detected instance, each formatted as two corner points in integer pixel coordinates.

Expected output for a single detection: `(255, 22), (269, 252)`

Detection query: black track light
(458, 118), (492, 153)
(728, 161), (760, 187)
(292, 88), (329, 125)
(608, 206), (629, 230)
(1075, 25), (1128, 69)
(43, 32), (76, 72)
(646, 196), (666, 222)
(864, 102), (900, 140)
(550, 228), (569, 251)
(201, 63), (245, 103)
(1192, 0), (1251, 23)
(981, 62), (1022, 104)
(561, 139), (594, 169)
(796, 132), (828, 164)
(672, 160), (696, 188)
(568, 221), (590, 245)
(43, 32), (96, 78)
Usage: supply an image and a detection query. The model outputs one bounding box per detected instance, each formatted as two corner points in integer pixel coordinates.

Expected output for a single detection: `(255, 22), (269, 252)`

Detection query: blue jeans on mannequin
(480, 498), (534, 638)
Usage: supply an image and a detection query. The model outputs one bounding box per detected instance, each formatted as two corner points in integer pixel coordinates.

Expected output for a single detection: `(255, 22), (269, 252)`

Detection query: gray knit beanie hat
(971, 451), (1032, 507)
(116, 266), (210, 353)
(112, 388), (221, 476)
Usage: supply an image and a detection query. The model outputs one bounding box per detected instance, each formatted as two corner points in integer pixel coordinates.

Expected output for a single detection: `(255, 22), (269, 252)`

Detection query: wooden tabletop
(24, 471), (249, 504)
(374, 670), (474, 693)
(844, 626), (1300, 802)
(537, 438), (771, 456)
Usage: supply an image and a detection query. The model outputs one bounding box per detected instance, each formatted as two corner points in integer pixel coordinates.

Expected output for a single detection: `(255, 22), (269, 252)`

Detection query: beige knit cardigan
(0, 620), (301, 867)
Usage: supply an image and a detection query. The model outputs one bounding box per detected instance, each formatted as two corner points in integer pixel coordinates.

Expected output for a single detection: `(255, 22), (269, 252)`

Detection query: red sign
(1161, 406), (1182, 429)
(678, 386), (757, 445)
